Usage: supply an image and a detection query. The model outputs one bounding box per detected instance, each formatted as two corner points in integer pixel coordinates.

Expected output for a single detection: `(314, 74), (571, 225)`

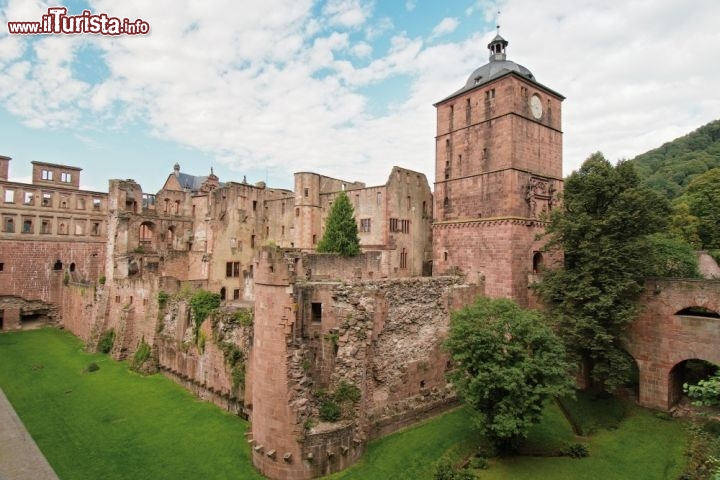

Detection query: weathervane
(496, 10), (501, 35)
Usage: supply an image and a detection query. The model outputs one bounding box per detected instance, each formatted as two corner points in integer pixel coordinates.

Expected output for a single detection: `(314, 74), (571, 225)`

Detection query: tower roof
(435, 31), (563, 105)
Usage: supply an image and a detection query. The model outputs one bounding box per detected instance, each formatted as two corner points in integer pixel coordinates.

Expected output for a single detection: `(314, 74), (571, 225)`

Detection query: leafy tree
(676, 168), (720, 249)
(316, 191), (361, 256)
(444, 297), (572, 452)
(668, 201), (702, 248)
(645, 233), (700, 278)
(535, 153), (670, 391)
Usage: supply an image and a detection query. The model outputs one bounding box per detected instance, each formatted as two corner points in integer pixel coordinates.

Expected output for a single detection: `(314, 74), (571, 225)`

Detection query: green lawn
(0, 328), (263, 480)
(0, 329), (689, 480)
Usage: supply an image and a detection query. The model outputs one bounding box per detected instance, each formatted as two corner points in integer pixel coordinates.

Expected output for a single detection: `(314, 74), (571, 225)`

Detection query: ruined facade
(0, 157), (107, 330)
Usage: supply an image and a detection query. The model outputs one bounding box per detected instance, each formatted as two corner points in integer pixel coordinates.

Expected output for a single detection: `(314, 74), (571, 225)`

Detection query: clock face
(530, 94), (543, 119)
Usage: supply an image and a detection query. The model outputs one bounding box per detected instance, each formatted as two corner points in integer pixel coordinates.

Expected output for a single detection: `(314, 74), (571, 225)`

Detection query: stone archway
(667, 359), (718, 408)
(625, 279), (720, 411)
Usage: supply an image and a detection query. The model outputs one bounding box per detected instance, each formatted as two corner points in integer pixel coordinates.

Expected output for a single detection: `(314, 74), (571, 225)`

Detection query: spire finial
(496, 10), (501, 35)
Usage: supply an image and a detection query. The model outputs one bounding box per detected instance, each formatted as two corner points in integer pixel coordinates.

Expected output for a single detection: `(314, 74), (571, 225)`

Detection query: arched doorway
(668, 359), (718, 408)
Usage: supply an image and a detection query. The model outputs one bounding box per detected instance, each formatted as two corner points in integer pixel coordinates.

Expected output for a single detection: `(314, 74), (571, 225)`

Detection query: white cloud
(405, 1), (416, 12)
(322, 0), (371, 28)
(0, 0), (719, 191)
(430, 17), (459, 39)
(350, 41), (372, 58)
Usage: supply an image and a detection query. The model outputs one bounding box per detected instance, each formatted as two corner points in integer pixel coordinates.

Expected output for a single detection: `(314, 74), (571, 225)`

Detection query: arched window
(139, 222), (154, 250)
(53, 260), (63, 270)
(220, 287), (226, 301)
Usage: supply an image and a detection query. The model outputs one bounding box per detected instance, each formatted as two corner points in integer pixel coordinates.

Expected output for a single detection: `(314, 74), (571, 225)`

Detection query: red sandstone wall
(0, 239), (105, 304)
(433, 220), (546, 306)
(251, 248), (306, 479)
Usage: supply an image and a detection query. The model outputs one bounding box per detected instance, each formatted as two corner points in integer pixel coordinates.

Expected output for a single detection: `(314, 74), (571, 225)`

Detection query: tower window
(449, 105), (454, 130)
(443, 197), (449, 209)
(304, 188), (309, 197)
(466, 98), (471, 125)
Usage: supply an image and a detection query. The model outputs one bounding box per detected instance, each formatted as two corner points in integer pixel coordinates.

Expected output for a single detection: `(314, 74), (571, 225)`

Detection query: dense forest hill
(629, 119), (720, 199)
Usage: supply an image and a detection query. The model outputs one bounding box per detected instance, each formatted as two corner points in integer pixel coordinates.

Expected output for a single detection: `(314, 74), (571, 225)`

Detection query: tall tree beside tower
(536, 153), (670, 391)
(316, 191), (361, 256)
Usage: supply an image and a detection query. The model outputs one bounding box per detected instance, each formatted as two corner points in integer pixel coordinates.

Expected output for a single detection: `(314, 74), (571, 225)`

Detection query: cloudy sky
(1, 0), (719, 193)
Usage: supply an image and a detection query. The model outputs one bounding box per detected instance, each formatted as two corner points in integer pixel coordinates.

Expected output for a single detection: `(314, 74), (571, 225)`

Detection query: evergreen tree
(316, 191), (361, 256)
(535, 153), (670, 391)
(444, 297), (572, 453)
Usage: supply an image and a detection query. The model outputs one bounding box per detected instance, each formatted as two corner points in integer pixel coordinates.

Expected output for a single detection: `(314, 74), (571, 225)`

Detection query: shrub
(232, 309), (253, 326)
(98, 329), (115, 354)
(334, 380), (361, 403)
(98, 275), (106, 285)
(84, 362), (100, 373)
(157, 291), (169, 308)
(189, 290), (221, 330)
(468, 456), (489, 470)
(319, 400), (341, 422)
(561, 443), (589, 458)
(131, 338), (152, 370)
(434, 460), (478, 480)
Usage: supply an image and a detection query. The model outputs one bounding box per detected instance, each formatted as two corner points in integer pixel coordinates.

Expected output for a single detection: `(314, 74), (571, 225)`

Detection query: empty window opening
(250, 235), (256, 248)
(53, 260), (63, 270)
(233, 289), (240, 300)
(252, 200), (257, 211)
(400, 248), (408, 269)
(304, 188), (309, 197)
(443, 197), (449, 208)
(92, 197), (101, 210)
(23, 192), (33, 205)
(407, 195), (411, 210)
(532, 252), (544, 273)
(220, 287), (226, 301)
(0, 263), (4, 272)
(115, 295), (120, 303)
(3, 217), (14, 233)
(3, 190), (13, 203)
(312, 234), (317, 245)
(58, 222), (67, 235)
(41, 220), (51, 234)
(443, 252), (448, 261)
(70, 262), (76, 272)
(22, 219), (32, 233)
(360, 218), (371, 233)
(466, 98), (471, 124)
(311, 303), (322, 323)
(139, 222), (154, 249)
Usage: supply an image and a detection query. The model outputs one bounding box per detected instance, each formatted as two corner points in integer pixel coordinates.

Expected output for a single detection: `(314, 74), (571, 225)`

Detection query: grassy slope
(0, 329), (263, 480)
(482, 407), (686, 480)
(330, 407), (479, 480)
(0, 329), (689, 480)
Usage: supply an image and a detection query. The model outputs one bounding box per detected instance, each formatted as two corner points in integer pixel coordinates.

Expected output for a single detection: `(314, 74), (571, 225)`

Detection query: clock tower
(432, 31), (564, 306)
